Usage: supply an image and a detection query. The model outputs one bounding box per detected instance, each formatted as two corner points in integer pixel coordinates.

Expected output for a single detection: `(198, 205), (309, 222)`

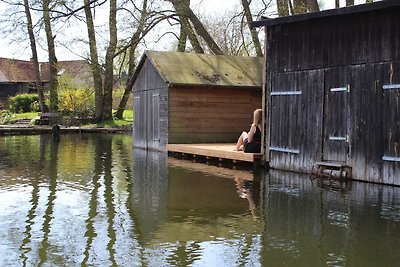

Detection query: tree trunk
(102, 0), (118, 121)
(293, 0), (308, 14)
(115, 0), (148, 119)
(306, 0), (320, 12)
(43, 0), (58, 118)
(171, 0), (204, 53)
(241, 0), (263, 57)
(23, 0), (47, 112)
(277, 0), (289, 16)
(177, 24), (187, 52)
(335, 0), (340, 8)
(180, 16), (204, 53)
(170, 0), (223, 55)
(84, 0), (104, 121)
(346, 0), (354, 6)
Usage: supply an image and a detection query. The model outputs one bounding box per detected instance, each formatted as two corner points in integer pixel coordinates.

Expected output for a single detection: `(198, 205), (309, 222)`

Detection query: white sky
(0, 0), (376, 61)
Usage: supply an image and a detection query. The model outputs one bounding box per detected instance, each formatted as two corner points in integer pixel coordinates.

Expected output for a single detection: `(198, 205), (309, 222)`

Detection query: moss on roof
(136, 51), (263, 87)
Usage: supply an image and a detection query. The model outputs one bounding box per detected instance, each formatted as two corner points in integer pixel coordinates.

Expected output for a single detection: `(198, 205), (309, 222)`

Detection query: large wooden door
(323, 68), (350, 162)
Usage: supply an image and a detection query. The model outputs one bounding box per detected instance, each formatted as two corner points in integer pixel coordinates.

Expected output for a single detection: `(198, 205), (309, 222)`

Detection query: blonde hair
(252, 108), (262, 127)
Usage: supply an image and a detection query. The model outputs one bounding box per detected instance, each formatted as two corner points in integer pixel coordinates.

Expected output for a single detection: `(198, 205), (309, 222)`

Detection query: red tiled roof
(0, 58), (91, 83)
(0, 58), (37, 82)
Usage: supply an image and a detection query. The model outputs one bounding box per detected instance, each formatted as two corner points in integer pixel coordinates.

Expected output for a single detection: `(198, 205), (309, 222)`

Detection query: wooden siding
(168, 86), (261, 144)
(267, 7), (400, 73)
(133, 60), (168, 151)
(265, 6), (400, 185)
(269, 70), (324, 173)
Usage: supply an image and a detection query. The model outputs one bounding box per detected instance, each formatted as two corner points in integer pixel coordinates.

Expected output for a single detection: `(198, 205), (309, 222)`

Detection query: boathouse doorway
(322, 67), (350, 163)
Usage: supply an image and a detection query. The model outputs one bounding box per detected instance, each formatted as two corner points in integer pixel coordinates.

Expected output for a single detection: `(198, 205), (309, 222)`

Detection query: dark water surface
(0, 134), (399, 266)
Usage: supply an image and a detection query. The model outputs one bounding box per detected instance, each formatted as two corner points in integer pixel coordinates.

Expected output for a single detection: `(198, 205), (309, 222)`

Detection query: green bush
(8, 93), (40, 113)
(0, 110), (14, 124)
(58, 76), (95, 117)
(58, 89), (95, 117)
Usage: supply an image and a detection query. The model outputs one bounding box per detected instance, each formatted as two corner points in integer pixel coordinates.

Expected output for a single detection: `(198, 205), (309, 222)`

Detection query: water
(0, 134), (400, 267)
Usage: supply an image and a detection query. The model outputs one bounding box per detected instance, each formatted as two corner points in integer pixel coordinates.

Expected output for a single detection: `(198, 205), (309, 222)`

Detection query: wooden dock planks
(167, 143), (263, 163)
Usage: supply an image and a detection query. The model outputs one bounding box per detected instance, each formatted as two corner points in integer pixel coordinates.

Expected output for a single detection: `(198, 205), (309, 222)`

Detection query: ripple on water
(327, 210), (349, 228)
(380, 203), (400, 222)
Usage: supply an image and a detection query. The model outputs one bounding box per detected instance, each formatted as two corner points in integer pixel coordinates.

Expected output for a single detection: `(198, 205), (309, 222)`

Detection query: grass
(86, 109), (133, 128)
(0, 109), (134, 127)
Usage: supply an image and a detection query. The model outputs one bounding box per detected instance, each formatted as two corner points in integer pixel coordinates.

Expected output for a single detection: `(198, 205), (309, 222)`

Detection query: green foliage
(0, 110), (38, 124)
(8, 93), (40, 113)
(0, 110), (13, 124)
(57, 75), (95, 117)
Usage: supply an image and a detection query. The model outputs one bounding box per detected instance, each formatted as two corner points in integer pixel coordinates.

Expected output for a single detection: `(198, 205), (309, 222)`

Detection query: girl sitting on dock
(235, 108), (262, 153)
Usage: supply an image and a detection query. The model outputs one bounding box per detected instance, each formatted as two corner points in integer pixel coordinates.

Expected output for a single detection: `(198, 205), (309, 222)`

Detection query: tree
(277, 0), (289, 16)
(346, 0), (354, 6)
(115, 0), (178, 118)
(173, 0), (204, 53)
(43, 0), (58, 116)
(170, 0), (223, 55)
(292, 0), (308, 14)
(23, 0), (47, 112)
(115, 0), (148, 119)
(241, 0), (263, 57)
(83, 0), (104, 121)
(102, 0), (118, 121)
(306, 0), (320, 12)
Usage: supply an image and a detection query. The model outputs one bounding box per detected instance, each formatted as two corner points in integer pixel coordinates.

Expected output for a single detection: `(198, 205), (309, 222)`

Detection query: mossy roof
(133, 51), (264, 88)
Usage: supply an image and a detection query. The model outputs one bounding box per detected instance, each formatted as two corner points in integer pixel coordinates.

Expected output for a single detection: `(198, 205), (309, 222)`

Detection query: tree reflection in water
(0, 135), (400, 266)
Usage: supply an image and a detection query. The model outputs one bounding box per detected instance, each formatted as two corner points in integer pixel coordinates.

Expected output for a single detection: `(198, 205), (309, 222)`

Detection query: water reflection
(134, 152), (263, 266)
(263, 170), (400, 267)
(1, 135), (400, 266)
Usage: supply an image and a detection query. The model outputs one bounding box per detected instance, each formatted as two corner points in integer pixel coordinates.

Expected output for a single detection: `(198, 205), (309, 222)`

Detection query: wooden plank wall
(269, 70), (324, 173)
(168, 86), (262, 144)
(265, 6), (400, 185)
(133, 60), (168, 151)
(267, 8), (400, 73)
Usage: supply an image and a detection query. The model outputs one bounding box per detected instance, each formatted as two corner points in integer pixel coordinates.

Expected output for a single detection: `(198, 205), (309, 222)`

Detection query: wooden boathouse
(131, 51), (263, 160)
(253, 0), (400, 185)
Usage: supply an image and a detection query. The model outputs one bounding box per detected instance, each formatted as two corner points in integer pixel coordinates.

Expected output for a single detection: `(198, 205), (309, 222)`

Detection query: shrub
(58, 75), (95, 117)
(8, 93), (40, 113)
(58, 88), (95, 117)
(0, 110), (14, 124)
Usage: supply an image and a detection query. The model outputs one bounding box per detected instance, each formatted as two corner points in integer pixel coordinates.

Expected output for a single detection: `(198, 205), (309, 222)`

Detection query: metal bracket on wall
(330, 84), (350, 93)
(382, 156), (400, 162)
(269, 146), (300, 154)
(382, 84), (400, 90)
(329, 135), (349, 142)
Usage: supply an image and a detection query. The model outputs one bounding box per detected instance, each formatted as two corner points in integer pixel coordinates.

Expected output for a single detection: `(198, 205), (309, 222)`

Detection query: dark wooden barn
(131, 51), (263, 151)
(253, 0), (400, 185)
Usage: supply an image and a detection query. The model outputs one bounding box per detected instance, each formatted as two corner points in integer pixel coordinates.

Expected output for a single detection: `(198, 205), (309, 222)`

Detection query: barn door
(323, 68), (350, 163)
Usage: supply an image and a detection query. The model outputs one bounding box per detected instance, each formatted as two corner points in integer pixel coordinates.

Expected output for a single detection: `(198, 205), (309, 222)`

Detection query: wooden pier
(167, 143), (263, 165)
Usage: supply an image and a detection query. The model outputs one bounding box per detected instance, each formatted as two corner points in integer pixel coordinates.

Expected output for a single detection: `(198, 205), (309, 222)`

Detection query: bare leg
(235, 131), (248, 151)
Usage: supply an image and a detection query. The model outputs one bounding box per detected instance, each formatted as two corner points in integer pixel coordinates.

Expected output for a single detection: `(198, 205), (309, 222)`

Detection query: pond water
(1, 134), (400, 267)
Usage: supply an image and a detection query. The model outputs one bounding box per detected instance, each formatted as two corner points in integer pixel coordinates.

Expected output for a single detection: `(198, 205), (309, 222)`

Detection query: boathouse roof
(132, 51), (264, 88)
(251, 0), (400, 27)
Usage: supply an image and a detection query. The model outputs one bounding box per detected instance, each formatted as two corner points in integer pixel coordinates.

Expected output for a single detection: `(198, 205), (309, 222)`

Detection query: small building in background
(131, 51), (263, 151)
(254, 0), (400, 185)
(0, 58), (92, 108)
